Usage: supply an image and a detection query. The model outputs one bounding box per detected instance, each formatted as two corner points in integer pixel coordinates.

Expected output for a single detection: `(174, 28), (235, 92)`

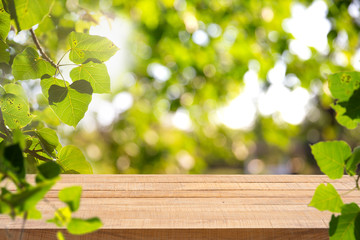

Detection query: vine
(0, 1), (118, 239)
(309, 72), (360, 239)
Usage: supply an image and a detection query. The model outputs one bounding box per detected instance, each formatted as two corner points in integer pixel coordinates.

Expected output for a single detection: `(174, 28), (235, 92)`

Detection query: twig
(24, 149), (53, 162)
(356, 175), (360, 190)
(29, 29), (57, 68)
(0, 132), (7, 140)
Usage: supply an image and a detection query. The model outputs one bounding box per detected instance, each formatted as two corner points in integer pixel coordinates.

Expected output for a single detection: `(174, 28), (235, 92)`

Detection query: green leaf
(11, 0), (54, 31)
(36, 128), (61, 157)
(338, 88), (360, 122)
(69, 79), (93, 95)
(27, 207), (42, 219)
(40, 77), (92, 127)
(329, 72), (360, 129)
(0, 94), (32, 129)
(0, 40), (9, 64)
(310, 141), (351, 179)
(57, 231), (65, 240)
(37, 161), (61, 180)
(309, 183), (344, 213)
(47, 207), (72, 227)
(12, 47), (56, 80)
(4, 144), (25, 179)
(1, 84), (32, 129)
(330, 203), (360, 240)
(67, 217), (102, 235)
(48, 85), (68, 105)
(68, 31), (118, 64)
(331, 103), (358, 129)
(3, 83), (28, 103)
(0, 2), (10, 41)
(328, 72), (360, 102)
(7, 181), (55, 212)
(70, 62), (110, 93)
(57, 145), (93, 174)
(58, 186), (82, 212)
(0, 200), (10, 214)
(355, 213), (360, 240)
(346, 146), (360, 176)
(330, 214), (340, 237)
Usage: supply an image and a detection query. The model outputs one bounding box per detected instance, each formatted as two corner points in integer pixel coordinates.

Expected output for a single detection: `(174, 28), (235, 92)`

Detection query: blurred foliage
(5, 0), (360, 174)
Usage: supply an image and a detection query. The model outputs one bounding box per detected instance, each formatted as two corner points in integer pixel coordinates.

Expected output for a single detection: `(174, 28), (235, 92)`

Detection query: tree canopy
(2, 0), (360, 174)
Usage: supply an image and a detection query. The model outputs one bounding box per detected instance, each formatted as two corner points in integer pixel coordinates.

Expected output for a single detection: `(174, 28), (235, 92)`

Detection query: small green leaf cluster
(0, 1), (118, 239)
(310, 72), (360, 239)
(0, 144), (102, 238)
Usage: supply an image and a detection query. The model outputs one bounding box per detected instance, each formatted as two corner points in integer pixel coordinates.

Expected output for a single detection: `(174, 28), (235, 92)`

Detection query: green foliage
(329, 72), (360, 129)
(68, 31), (119, 64)
(0, 88), (32, 129)
(0, 1), (118, 238)
(58, 146), (93, 173)
(0, 2), (10, 41)
(8, 0), (54, 31)
(311, 71), (360, 239)
(67, 217), (103, 235)
(310, 141), (351, 179)
(309, 183), (343, 213)
(59, 186), (82, 212)
(40, 77), (92, 127)
(12, 47), (56, 80)
(330, 203), (360, 240)
(70, 62), (111, 93)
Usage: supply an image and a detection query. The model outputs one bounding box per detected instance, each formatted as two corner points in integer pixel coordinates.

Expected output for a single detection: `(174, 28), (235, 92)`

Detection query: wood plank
(1, 229), (329, 240)
(40, 189), (360, 198)
(0, 175), (359, 240)
(19, 174), (357, 183)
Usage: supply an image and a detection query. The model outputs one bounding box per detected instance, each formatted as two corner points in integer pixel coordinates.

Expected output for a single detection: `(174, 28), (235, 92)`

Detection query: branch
(0, 132), (6, 140)
(24, 149), (53, 162)
(29, 29), (57, 68)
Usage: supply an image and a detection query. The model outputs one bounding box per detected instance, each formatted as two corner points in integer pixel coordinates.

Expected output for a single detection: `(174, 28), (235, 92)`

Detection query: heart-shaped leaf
(68, 31), (118, 64)
(310, 141), (351, 179)
(40, 77), (92, 127)
(309, 183), (344, 213)
(57, 145), (93, 174)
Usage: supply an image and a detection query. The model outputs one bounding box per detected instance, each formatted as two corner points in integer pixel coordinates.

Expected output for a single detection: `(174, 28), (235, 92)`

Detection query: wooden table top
(1, 175), (359, 239)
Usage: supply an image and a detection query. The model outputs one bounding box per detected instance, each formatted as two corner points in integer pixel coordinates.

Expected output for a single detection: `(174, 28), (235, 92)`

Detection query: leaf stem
(356, 175), (360, 190)
(29, 29), (57, 68)
(57, 49), (71, 66)
(341, 186), (357, 196)
(57, 69), (68, 86)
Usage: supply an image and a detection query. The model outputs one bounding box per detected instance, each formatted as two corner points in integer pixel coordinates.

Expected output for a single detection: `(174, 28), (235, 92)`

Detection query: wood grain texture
(1, 175), (359, 240)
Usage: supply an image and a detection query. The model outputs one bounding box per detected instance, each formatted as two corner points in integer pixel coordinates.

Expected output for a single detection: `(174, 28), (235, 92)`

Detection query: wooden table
(1, 175), (359, 239)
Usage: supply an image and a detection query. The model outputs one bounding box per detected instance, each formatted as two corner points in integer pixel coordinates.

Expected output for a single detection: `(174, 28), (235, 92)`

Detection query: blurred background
(17, 0), (360, 174)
